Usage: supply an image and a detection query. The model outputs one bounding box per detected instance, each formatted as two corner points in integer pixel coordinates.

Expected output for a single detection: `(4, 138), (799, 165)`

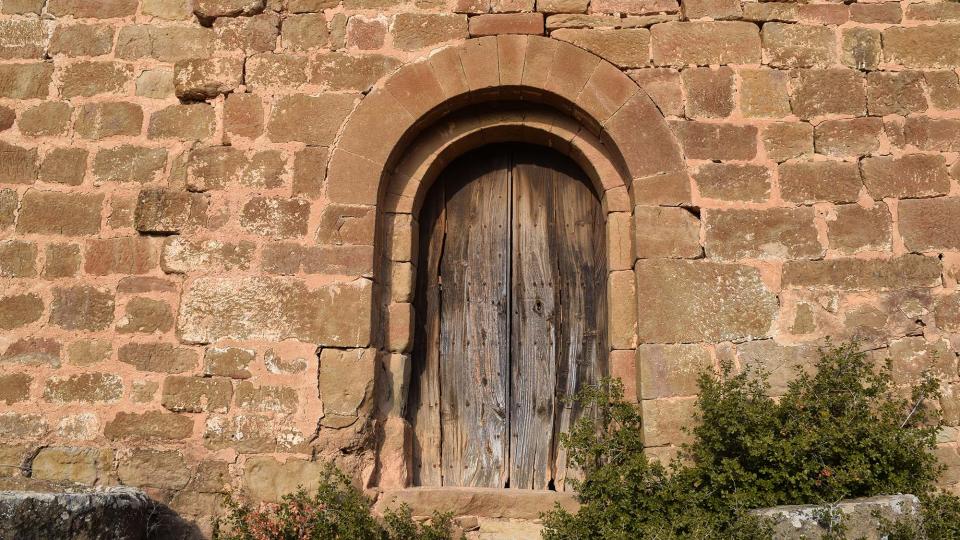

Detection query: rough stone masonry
(1, 0), (960, 536)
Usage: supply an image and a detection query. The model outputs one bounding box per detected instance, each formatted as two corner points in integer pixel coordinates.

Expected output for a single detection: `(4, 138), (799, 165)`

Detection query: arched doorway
(407, 143), (608, 491)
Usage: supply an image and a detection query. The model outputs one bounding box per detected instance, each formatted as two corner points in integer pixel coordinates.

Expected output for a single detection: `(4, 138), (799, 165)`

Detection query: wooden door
(408, 144), (607, 491)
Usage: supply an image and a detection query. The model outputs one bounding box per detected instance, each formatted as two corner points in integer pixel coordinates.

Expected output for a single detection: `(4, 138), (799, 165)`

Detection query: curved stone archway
(338, 35), (692, 489)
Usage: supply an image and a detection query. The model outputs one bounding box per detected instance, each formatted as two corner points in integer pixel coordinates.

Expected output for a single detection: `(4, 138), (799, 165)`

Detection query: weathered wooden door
(408, 144), (607, 491)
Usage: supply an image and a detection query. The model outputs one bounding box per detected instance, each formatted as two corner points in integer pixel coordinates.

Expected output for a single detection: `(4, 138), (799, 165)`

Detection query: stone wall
(1, 0), (960, 534)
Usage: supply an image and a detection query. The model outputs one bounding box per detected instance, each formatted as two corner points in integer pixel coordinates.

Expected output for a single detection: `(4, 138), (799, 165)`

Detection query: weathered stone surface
(84, 237), (160, 275)
(204, 347), (254, 379)
(814, 118), (882, 158)
(267, 94), (355, 146)
(827, 204), (891, 254)
(671, 121), (757, 160)
(50, 286), (114, 331)
(243, 457), (327, 502)
(883, 337), (957, 384)
(74, 102), (143, 140)
(194, 0), (265, 18)
(755, 495), (919, 539)
(48, 0), (137, 17)
(883, 24), (960, 68)
(903, 117), (960, 152)
(19, 102), (71, 136)
(134, 189), (209, 234)
(39, 148), (87, 186)
(633, 206), (701, 258)
(550, 29), (650, 68)
(842, 27), (881, 71)
(174, 57), (244, 100)
(44, 373), (123, 404)
(136, 69), (175, 98)
(214, 12), (279, 52)
(148, 104), (215, 140)
(143, 0), (192, 19)
(867, 71), (927, 116)
(162, 376), (233, 413)
(118, 343), (197, 374)
(651, 21), (759, 66)
(469, 13), (544, 36)
(681, 66), (734, 118)
(93, 146), (167, 184)
(0, 294), (43, 330)
(178, 277), (372, 346)
(637, 344), (711, 399)
(245, 52), (308, 88)
(161, 237), (254, 273)
(641, 397), (696, 446)
(392, 13), (468, 50)
(762, 22), (835, 68)
(104, 411), (193, 440)
(346, 16), (387, 50)
(316, 204), (375, 246)
(240, 197), (310, 239)
(235, 382), (298, 414)
(117, 297), (174, 334)
(740, 68), (790, 118)
(118, 449), (191, 489)
(782, 255), (942, 290)
(694, 163), (771, 202)
(61, 62), (131, 98)
(704, 208), (822, 260)
(17, 191), (103, 236)
(0, 240), (37, 277)
(899, 197), (960, 252)
(32, 447), (107, 485)
(0, 373), (31, 404)
(67, 340), (112, 367)
(860, 154), (951, 199)
(790, 69), (865, 120)
(628, 68), (682, 116)
(0, 142), (37, 184)
(635, 260), (777, 343)
(0, 18), (45, 59)
(281, 13), (329, 50)
(318, 347), (375, 427)
(0, 63), (52, 99)
(2, 337), (61, 367)
(224, 93), (264, 140)
(779, 160), (862, 204)
(375, 487), (579, 519)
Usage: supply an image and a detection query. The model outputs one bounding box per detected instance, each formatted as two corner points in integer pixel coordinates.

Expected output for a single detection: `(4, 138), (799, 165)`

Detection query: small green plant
(212, 463), (455, 540)
(542, 343), (960, 539)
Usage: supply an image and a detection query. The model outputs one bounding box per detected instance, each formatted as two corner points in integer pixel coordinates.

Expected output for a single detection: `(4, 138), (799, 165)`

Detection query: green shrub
(543, 343), (960, 539)
(212, 463), (455, 540)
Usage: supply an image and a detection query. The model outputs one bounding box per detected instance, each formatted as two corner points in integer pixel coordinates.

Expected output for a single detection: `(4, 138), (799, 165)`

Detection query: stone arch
(325, 35), (689, 489)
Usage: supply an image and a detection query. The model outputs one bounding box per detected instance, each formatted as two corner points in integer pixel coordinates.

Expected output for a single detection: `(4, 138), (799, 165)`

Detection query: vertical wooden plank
(548, 153), (608, 491)
(438, 150), (511, 488)
(510, 153), (559, 490)
(409, 181), (446, 486)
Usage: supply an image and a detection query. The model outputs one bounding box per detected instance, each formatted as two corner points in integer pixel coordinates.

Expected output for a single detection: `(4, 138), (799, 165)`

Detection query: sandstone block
(860, 154), (950, 199)
(204, 347), (254, 379)
(118, 449), (191, 489)
(40, 148), (87, 186)
(814, 118), (882, 158)
(762, 122), (813, 162)
(778, 160), (862, 204)
(143, 0), (193, 19)
(925, 71), (960, 109)
(245, 53), (308, 88)
(84, 237), (160, 275)
(281, 13), (329, 50)
(243, 457), (327, 502)
(392, 13), (468, 51)
(50, 286), (114, 331)
(148, 104), (215, 141)
(187, 147), (284, 191)
(161, 237), (255, 273)
(884, 337), (957, 384)
(651, 21), (760, 66)
(0, 374), (31, 405)
(316, 204), (375, 246)
(118, 343), (198, 373)
(762, 23), (835, 68)
(0, 240), (37, 277)
(0, 293), (43, 330)
(0, 190), (15, 228)
(235, 382), (298, 414)
(899, 197), (960, 252)
(93, 146), (167, 184)
(827, 204), (891, 254)
(134, 189), (209, 233)
(628, 68), (682, 116)
(302, 245), (375, 276)
(319, 348), (375, 427)
(736, 340), (819, 395)
(267, 94), (355, 146)
(103, 411), (193, 441)
(903, 117), (960, 152)
(790, 69), (865, 120)
(883, 24), (960, 68)
(178, 277), (372, 346)
(44, 373), (123, 403)
(67, 340), (111, 367)
(469, 13), (544, 36)
(0, 413), (47, 439)
(851, 3), (902, 23)
(19, 102), (71, 136)
(635, 260), (777, 343)
(608, 270), (638, 350)
(682, 0), (740, 19)
(0, 63), (52, 99)
(633, 206), (701, 259)
(842, 27), (881, 71)
(75, 102), (143, 140)
(48, 0), (137, 17)
(782, 255), (941, 290)
(162, 376), (233, 413)
(0, 18), (45, 59)
(638, 343), (711, 399)
(62, 62), (132, 98)
(694, 163), (771, 202)
(935, 295), (960, 333)
(704, 208), (822, 260)
(0, 143), (38, 184)
(739, 68), (790, 118)
(1, 0), (44, 14)
(641, 397), (696, 447)
(32, 447), (109, 485)
(0, 107), (13, 132)
(214, 12), (280, 53)
(311, 53), (402, 93)
(224, 93), (264, 140)
(117, 297), (174, 334)
(346, 16), (387, 50)
(2, 337), (61, 367)
(682, 67), (734, 118)
(671, 121), (757, 160)
(194, 0), (265, 18)
(136, 69), (175, 98)
(551, 29), (650, 68)
(867, 71), (927, 116)
(174, 57), (244, 100)
(240, 197), (310, 239)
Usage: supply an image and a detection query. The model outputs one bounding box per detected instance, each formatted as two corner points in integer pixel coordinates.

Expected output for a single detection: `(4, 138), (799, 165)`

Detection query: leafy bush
(212, 463), (455, 540)
(543, 343), (960, 539)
